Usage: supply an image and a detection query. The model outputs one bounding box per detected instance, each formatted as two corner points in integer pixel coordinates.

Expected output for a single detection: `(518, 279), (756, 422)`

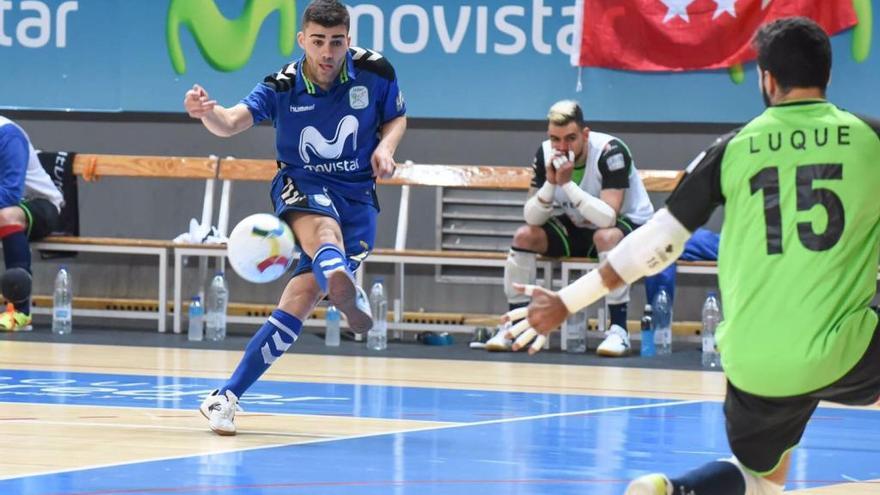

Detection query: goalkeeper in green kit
(501, 17), (880, 495)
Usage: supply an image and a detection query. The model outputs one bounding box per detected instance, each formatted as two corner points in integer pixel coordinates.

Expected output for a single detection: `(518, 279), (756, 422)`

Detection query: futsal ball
(227, 214), (296, 283)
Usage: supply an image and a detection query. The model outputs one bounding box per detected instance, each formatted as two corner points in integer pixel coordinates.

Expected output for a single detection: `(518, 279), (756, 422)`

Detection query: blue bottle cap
(191, 296), (201, 302)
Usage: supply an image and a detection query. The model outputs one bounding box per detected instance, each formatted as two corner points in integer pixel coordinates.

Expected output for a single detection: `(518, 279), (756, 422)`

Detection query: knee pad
(599, 252), (630, 305)
(504, 248), (537, 303)
(1, 268), (31, 304)
(725, 458), (785, 495)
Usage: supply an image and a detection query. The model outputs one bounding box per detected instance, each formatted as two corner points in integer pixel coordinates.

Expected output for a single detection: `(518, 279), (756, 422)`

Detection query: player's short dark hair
(753, 17), (831, 92)
(547, 100), (585, 129)
(302, 0), (350, 31)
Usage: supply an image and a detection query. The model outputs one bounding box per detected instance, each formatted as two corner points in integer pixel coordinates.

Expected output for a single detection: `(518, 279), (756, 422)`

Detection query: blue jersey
(242, 47), (406, 204)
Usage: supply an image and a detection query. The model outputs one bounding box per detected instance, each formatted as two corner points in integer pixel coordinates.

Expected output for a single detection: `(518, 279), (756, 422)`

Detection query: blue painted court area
(1, 369), (878, 495)
(0, 368), (665, 423)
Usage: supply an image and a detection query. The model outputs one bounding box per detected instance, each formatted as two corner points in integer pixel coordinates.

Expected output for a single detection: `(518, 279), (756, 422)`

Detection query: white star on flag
(660, 0), (695, 23)
(713, 0), (737, 19)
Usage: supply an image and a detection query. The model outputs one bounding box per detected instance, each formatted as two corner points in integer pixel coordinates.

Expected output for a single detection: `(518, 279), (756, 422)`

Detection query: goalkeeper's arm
(523, 181), (555, 226)
(559, 182), (617, 228)
(557, 208), (692, 313)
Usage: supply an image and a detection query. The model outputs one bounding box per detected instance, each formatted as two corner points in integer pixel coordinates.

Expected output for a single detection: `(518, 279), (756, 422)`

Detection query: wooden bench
(32, 153), (219, 333)
(167, 158), (689, 334)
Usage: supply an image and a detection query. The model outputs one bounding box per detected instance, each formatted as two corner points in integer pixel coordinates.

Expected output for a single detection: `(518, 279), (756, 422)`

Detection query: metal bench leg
(158, 250), (168, 333)
(174, 250), (183, 334)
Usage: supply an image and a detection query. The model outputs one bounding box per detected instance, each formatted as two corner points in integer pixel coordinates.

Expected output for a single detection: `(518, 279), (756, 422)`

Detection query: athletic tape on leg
(504, 248), (537, 303)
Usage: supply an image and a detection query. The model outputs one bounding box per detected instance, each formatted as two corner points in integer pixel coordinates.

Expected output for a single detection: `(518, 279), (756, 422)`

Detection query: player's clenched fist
(183, 84), (217, 119)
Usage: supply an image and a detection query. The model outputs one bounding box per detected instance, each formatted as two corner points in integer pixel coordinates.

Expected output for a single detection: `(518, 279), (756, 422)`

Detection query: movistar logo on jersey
(299, 115), (360, 173)
(166, 0), (297, 74)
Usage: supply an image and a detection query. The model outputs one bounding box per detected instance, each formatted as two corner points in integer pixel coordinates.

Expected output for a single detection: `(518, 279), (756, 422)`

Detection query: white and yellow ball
(227, 214), (295, 283)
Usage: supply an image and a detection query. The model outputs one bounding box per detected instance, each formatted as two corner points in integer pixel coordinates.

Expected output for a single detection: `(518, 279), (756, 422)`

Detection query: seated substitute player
(502, 17), (880, 495)
(183, 0), (406, 435)
(488, 100), (653, 356)
(0, 116), (64, 331)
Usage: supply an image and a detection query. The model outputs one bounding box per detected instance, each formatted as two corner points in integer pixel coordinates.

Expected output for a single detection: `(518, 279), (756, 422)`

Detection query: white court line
(0, 398), (702, 482)
(0, 400), (413, 423)
(0, 419), (336, 438)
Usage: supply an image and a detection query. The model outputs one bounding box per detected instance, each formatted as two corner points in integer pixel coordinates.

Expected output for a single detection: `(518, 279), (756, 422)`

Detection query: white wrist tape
(557, 269), (610, 314)
(536, 181), (555, 202)
(524, 182), (555, 225)
(606, 208), (691, 284)
(561, 182), (616, 228)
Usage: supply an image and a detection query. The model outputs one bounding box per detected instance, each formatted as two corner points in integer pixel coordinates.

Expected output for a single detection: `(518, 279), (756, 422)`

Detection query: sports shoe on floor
(484, 323), (513, 352)
(199, 389), (238, 436)
(327, 270), (373, 333)
(0, 304), (32, 332)
(625, 473), (673, 495)
(596, 324), (631, 357)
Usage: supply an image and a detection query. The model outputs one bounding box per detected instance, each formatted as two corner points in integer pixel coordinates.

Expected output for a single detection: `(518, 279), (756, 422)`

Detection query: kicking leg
(292, 212), (372, 332)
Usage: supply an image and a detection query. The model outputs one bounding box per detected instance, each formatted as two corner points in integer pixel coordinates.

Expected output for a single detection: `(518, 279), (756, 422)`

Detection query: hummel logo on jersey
(299, 115), (359, 164)
(290, 104), (315, 113)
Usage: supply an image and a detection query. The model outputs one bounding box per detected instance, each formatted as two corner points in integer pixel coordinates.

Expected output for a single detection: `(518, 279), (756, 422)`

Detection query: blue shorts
(270, 173), (377, 278)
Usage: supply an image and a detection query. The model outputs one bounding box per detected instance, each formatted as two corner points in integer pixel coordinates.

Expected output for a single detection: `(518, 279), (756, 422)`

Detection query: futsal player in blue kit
(183, 0), (407, 435)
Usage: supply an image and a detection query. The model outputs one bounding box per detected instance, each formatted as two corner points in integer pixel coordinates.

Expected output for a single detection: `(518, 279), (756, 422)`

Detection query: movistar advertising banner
(0, 0), (877, 121)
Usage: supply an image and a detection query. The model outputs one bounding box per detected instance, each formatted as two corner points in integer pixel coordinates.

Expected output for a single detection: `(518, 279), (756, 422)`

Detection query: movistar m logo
(299, 115), (359, 164)
(166, 0), (297, 74)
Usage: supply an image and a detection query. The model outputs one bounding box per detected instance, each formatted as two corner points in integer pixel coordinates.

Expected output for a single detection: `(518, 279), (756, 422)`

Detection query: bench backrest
(73, 154), (218, 179)
(216, 158), (684, 192)
(214, 158), (683, 253)
(71, 154), (220, 236)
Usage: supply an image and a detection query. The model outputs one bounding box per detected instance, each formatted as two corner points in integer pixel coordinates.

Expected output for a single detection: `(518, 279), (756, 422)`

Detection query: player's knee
(592, 228), (623, 252)
(512, 225), (545, 253)
(0, 207), (26, 230)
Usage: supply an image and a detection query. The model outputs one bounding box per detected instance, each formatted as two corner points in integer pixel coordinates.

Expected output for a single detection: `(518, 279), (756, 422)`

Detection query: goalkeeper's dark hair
(302, 0), (350, 31)
(753, 17), (831, 93)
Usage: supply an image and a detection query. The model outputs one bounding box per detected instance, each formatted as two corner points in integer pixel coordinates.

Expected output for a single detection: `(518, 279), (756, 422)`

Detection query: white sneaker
(199, 389), (238, 436)
(327, 270), (373, 333)
(625, 473), (672, 495)
(484, 323), (513, 352)
(597, 324), (631, 357)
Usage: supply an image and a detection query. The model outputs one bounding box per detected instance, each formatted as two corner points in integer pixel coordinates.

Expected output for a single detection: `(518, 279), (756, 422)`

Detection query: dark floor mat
(0, 326), (715, 372)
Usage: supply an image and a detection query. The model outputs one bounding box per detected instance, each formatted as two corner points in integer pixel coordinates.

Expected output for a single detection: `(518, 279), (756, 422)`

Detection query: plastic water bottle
(653, 288), (672, 355)
(564, 310), (587, 353)
(367, 279), (387, 351)
(702, 291), (722, 368)
(205, 272), (228, 341)
(52, 266), (72, 335)
(640, 304), (655, 357)
(325, 304), (340, 347)
(187, 296), (204, 341)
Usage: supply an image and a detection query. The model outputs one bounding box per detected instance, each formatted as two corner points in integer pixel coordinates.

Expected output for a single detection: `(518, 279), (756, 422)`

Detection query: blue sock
(1, 226), (31, 314)
(220, 309), (302, 398)
(311, 243), (348, 293)
(670, 461), (747, 495)
(608, 303), (627, 330)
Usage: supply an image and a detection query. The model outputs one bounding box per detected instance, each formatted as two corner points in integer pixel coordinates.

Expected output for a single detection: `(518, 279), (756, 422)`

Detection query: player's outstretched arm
(502, 208), (692, 354)
(371, 115), (407, 179)
(183, 84), (254, 138)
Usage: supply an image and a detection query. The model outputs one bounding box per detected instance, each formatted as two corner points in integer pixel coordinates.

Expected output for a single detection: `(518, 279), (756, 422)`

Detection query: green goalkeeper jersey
(666, 100), (880, 397)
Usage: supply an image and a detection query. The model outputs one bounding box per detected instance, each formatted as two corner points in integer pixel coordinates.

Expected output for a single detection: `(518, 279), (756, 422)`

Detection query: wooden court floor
(0, 340), (877, 494)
